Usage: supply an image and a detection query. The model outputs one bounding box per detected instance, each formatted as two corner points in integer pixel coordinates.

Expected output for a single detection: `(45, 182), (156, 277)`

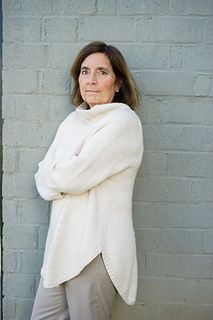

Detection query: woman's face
(78, 52), (119, 108)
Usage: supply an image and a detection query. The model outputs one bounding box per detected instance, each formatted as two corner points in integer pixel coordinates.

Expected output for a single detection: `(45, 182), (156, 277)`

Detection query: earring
(116, 89), (119, 92)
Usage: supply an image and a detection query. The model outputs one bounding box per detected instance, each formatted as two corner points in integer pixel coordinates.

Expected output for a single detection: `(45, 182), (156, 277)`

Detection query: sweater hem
(41, 250), (102, 288)
(102, 251), (136, 306)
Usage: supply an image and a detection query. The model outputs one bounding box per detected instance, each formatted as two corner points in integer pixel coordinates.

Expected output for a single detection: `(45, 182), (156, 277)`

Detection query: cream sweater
(35, 102), (143, 305)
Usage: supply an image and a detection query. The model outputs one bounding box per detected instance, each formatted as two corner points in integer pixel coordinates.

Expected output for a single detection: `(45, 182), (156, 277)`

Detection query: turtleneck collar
(76, 102), (129, 123)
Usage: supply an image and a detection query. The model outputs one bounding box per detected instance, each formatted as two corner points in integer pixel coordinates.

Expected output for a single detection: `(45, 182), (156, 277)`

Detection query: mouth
(86, 90), (100, 93)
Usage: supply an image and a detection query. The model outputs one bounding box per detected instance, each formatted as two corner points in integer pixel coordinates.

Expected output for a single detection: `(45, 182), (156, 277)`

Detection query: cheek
(78, 81), (85, 96)
(78, 75), (86, 86)
(103, 80), (116, 94)
(78, 78), (83, 89)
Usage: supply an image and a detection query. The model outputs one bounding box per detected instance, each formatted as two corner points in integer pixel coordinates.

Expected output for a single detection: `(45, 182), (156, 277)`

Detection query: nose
(87, 72), (97, 85)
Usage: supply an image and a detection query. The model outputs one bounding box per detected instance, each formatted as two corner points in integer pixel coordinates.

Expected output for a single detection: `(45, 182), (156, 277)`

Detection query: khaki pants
(31, 254), (117, 320)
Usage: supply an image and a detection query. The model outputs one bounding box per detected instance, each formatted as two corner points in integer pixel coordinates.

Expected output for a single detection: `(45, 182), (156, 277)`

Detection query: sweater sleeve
(35, 118), (143, 196)
(35, 120), (68, 201)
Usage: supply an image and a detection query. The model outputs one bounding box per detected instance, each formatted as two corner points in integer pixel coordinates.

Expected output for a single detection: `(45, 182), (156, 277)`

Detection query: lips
(86, 90), (100, 93)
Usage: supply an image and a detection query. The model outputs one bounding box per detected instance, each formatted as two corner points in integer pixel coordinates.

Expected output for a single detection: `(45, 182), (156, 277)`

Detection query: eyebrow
(80, 66), (109, 72)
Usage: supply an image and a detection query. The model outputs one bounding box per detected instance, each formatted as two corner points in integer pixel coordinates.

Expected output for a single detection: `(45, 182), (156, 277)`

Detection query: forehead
(81, 52), (113, 69)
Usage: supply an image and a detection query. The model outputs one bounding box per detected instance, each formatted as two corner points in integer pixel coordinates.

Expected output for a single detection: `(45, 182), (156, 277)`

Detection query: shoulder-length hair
(70, 41), (141, 110)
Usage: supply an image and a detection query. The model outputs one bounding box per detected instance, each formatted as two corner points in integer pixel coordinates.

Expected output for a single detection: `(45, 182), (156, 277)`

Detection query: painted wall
(2, 0), (213, 319)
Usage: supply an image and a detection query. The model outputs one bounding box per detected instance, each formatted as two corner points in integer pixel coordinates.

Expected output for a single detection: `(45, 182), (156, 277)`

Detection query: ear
(115, 79), (122, 92)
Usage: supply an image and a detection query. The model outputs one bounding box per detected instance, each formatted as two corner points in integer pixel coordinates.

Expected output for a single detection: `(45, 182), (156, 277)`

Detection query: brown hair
(70, 41), (140, 110)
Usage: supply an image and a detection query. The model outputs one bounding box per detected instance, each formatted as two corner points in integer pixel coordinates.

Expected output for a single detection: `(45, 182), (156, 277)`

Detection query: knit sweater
(35, 102), (143, 305)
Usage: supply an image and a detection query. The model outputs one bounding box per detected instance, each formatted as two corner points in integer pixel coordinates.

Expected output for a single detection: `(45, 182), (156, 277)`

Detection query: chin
(86, 100), (102, 107)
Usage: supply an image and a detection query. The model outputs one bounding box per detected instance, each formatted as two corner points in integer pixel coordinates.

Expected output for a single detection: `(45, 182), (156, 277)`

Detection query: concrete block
(184, 45), (213, 71)
(17, 299), (34, 320)
(15, 94), (51, 123)
(138, 278), (198, 303)
(13, 173), (38, 198)
(17, 199), (49, 225)
(49, 95), (71, 122)
(203, 18), (213, 44)
(203, 230), (213, 253)
(194, 74), (211, 96)
(145, 254), (212, 279)
(117, 0), (170, 14)
(3, 146), (17, 173)
(132, 72), (143, 96)
(3, 69), (37, 94)
(205, 180), (213, 202)
(170, 0), (213, 15)
(134, 176), (189, 202)
(117, 44), (168, 69)
(3, 17), (41, 42)
(191, 180), (205, 203)
(3, 0), (21, 13)
(136, 229), (203, 254)
(3, 0), (52, 15)
(4, 273), (35, 298)
(2, 173), (14, 198)
(167, 152), (213, 178)
(134, 17), (153, 42)
(97, 0), (116, 14)
(133, 202), (213, 229)
(38, 225), (49, 249)
(3, 44), (46, 69)
(169, 97), (213, 125)
(202, 127), (213, 152)
(135, 302), (185, 320)
(169, 0), (189, 14)
(184, 304), (213, 320)
(137, 254), (146, 279)
(112, 302), (188, 320)
(3, 297), (17, 320)
(187, 0), (213, 15)
(137, 96), (170, 124)
(38, 122), (59, 148)
(168, 97), (213, 125)
(211, 78), (213, 97)
(136, 17), (203, 43)
(169, 45), (183, 69)
(2, 199), (18, 223)
(52, 0), (96, 15)
(47, 44), (82, 69)
(3, 120), (39, 147)
(141, 96), (213, 125)
(2, 94), (16, 120)
(141, 71), (194, 96)
(137, 150), (168, 177)
(82, 17), (135, 41)
(43, 17), (78, 42)
(3, 251), (17, 272)
(198, 280), (213, 304)
(3, 224), (37, 249)
(18, 148), (46, 173)
(39, 70), (70, 95)
(143, 124), (204, 151)
(19, 250), (43, 273)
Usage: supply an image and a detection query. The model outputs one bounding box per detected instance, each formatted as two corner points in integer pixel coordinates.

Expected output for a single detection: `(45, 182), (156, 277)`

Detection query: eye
(80, 69), (88, 75)
(98, 70), (108, 75)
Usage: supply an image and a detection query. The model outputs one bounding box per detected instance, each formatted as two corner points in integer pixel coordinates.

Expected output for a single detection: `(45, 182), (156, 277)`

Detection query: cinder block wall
(2, 0), (213, 319)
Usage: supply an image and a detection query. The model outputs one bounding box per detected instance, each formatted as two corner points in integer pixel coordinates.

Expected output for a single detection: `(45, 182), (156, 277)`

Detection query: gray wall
(2, 0), (213, 319)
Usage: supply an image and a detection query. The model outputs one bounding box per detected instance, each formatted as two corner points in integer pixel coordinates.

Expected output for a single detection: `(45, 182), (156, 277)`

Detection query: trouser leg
(65, 254), (117, 320)
(30, 278), (69, 320)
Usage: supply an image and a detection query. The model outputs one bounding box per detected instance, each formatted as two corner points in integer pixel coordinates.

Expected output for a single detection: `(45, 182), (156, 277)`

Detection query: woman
(31, 41), (143, 320)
